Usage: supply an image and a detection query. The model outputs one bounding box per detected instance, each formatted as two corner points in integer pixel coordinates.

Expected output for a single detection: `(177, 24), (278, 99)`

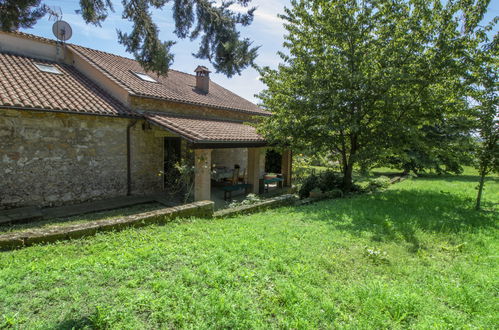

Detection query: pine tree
(0, 0), (258, 77)
(0, 0), (47, 30)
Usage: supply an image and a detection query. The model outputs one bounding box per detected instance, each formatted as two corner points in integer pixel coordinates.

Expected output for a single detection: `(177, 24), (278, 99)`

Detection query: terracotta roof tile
(68, 44), (270, 116)
(0, 52), (135, 117)
(145, 113), (265, 144)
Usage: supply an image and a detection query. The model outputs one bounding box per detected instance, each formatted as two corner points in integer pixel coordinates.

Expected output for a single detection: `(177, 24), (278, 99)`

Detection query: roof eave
(190, 141), (268, 149)
(145, 116), (267, 148)
(131, 93), (271, 117)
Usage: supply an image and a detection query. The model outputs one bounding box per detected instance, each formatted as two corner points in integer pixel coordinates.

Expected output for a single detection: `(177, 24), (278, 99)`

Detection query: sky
(20, 0), (291, 104)
(20, 0), (498, 105)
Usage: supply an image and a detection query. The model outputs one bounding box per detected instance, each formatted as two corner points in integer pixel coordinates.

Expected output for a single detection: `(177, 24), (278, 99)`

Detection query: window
(34, 63), (62, 74)
(132, 71), (157, 83)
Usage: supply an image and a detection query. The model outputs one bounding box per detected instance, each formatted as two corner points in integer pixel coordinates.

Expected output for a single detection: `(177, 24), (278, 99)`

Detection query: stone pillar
(194, 149), (212, 201)
(247, 147), (265, 194)
(281, 149), (292, 187)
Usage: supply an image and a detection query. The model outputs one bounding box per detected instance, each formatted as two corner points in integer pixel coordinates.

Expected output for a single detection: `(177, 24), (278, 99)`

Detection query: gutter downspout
(127, 120), (138, 196)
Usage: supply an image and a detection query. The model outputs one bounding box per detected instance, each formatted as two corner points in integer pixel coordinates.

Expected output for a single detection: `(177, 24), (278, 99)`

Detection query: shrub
(298, 170), (381, 198)
(318, 170), (344, 192)
(325, 189), (343, 199)
(298, 173), (319, 198)
(298, 170), (347, 198)
(228, 194), (262, 208)
(366, 176), (391, 192)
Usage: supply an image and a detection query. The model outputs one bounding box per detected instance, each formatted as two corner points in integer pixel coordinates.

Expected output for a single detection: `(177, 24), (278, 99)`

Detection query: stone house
(0, 31), (292, 210)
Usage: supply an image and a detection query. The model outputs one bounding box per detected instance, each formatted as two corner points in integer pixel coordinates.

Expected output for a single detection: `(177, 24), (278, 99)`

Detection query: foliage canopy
(258, 0), (494, 190)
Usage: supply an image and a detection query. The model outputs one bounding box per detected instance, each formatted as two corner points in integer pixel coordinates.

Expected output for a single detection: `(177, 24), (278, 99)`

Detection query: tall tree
(467, 18), (498, 210)
(0, 0), (258, 77)
(382, 104), (476, 175)
(258, 0), (490, 191)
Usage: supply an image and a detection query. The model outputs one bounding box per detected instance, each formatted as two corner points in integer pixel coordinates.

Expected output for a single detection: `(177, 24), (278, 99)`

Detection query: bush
(318, 171), (343, 192)
(298, 174), (319, 199)
(228, 193), (262, 208)
(325, 189), (343, 199)
(365, 176), (391, 192)
(298, 170), (345, 199)
(297, 170), (388, 199)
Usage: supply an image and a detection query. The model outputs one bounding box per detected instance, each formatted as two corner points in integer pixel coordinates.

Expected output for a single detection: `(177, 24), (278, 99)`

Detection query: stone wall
(0, 109), (163, 210)
(212, 148), (248, 174)
(130, 122), (163, 194)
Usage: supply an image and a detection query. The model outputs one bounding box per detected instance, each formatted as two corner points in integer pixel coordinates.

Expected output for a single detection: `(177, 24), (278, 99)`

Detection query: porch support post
(281, 149), (292, 187)
(247, 147), (265, 194)
(194, 149), (212, 201)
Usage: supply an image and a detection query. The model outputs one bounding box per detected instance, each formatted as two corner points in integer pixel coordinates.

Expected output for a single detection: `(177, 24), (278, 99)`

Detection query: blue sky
(21, 0), (291, 104)
(21, 0), (498, 104)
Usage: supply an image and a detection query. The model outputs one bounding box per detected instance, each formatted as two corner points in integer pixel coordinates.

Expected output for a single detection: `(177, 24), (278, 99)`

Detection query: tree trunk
(343, 162), (354, 192)
(475, 170), (486, 210)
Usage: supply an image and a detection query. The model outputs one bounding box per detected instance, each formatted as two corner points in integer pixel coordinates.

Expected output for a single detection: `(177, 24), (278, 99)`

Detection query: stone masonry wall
(0, 109), (163, 210)
(212, 148), (248, 174)
(130, 122), (163, 194)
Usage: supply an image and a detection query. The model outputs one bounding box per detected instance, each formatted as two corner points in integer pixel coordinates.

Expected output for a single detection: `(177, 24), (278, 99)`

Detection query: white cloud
(230, 1), (287, 36)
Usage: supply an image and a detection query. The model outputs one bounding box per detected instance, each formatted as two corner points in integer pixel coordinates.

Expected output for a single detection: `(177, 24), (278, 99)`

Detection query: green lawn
(1, 172), (498, 329)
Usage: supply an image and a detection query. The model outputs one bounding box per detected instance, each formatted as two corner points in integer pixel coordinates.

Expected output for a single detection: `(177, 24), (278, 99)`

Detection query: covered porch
(145, 113), (292, 204)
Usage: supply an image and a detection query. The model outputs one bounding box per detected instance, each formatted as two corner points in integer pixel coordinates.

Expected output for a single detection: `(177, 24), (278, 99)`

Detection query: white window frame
(132, 71), (157, 83)
(34, 63), (63, 74)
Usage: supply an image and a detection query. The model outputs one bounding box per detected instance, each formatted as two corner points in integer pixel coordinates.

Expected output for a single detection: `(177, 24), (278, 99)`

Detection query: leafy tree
(258, 0), (490, 191)
(0, 0), (258, 77)
(466, 18), (498, 210)
(383, 115), (476, 175)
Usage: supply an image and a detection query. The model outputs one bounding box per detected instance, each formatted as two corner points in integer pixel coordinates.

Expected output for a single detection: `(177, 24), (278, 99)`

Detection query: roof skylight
(133, 71), (157, 83)
(34, 63), (62, 74)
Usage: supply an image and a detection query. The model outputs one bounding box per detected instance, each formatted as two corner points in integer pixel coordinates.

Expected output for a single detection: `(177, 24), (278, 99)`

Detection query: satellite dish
(52, 20), (72, 42)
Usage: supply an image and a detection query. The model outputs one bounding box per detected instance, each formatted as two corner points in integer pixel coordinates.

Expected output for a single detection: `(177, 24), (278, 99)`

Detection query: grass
(0, 171), (497, 329)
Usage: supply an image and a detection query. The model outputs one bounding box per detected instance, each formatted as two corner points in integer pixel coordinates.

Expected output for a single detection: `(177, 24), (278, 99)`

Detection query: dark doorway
(265, 149), (282, 174)
(164, 137), (182, 189)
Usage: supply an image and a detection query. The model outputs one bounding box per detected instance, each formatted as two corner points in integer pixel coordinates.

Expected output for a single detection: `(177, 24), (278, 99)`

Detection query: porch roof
(145, 112), (267, 148)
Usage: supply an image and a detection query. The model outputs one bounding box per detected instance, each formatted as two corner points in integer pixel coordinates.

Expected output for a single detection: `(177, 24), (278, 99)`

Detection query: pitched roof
(145, 112), (266, 145)
(0, 52), (134, 117)
(69, 44), (270, 116)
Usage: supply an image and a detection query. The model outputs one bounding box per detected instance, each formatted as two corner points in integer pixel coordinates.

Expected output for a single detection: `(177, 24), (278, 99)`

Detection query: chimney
(194, 65), (211, 93)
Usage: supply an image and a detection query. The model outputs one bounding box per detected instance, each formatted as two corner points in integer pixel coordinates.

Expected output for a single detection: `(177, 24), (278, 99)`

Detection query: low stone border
(0, 201), (214, 250)
(214, 194), (297, 218)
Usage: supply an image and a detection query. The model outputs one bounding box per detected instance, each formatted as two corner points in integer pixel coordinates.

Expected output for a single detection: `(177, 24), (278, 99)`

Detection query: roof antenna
(47, 7), (72, 60)
(49, 8), (72, 43)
